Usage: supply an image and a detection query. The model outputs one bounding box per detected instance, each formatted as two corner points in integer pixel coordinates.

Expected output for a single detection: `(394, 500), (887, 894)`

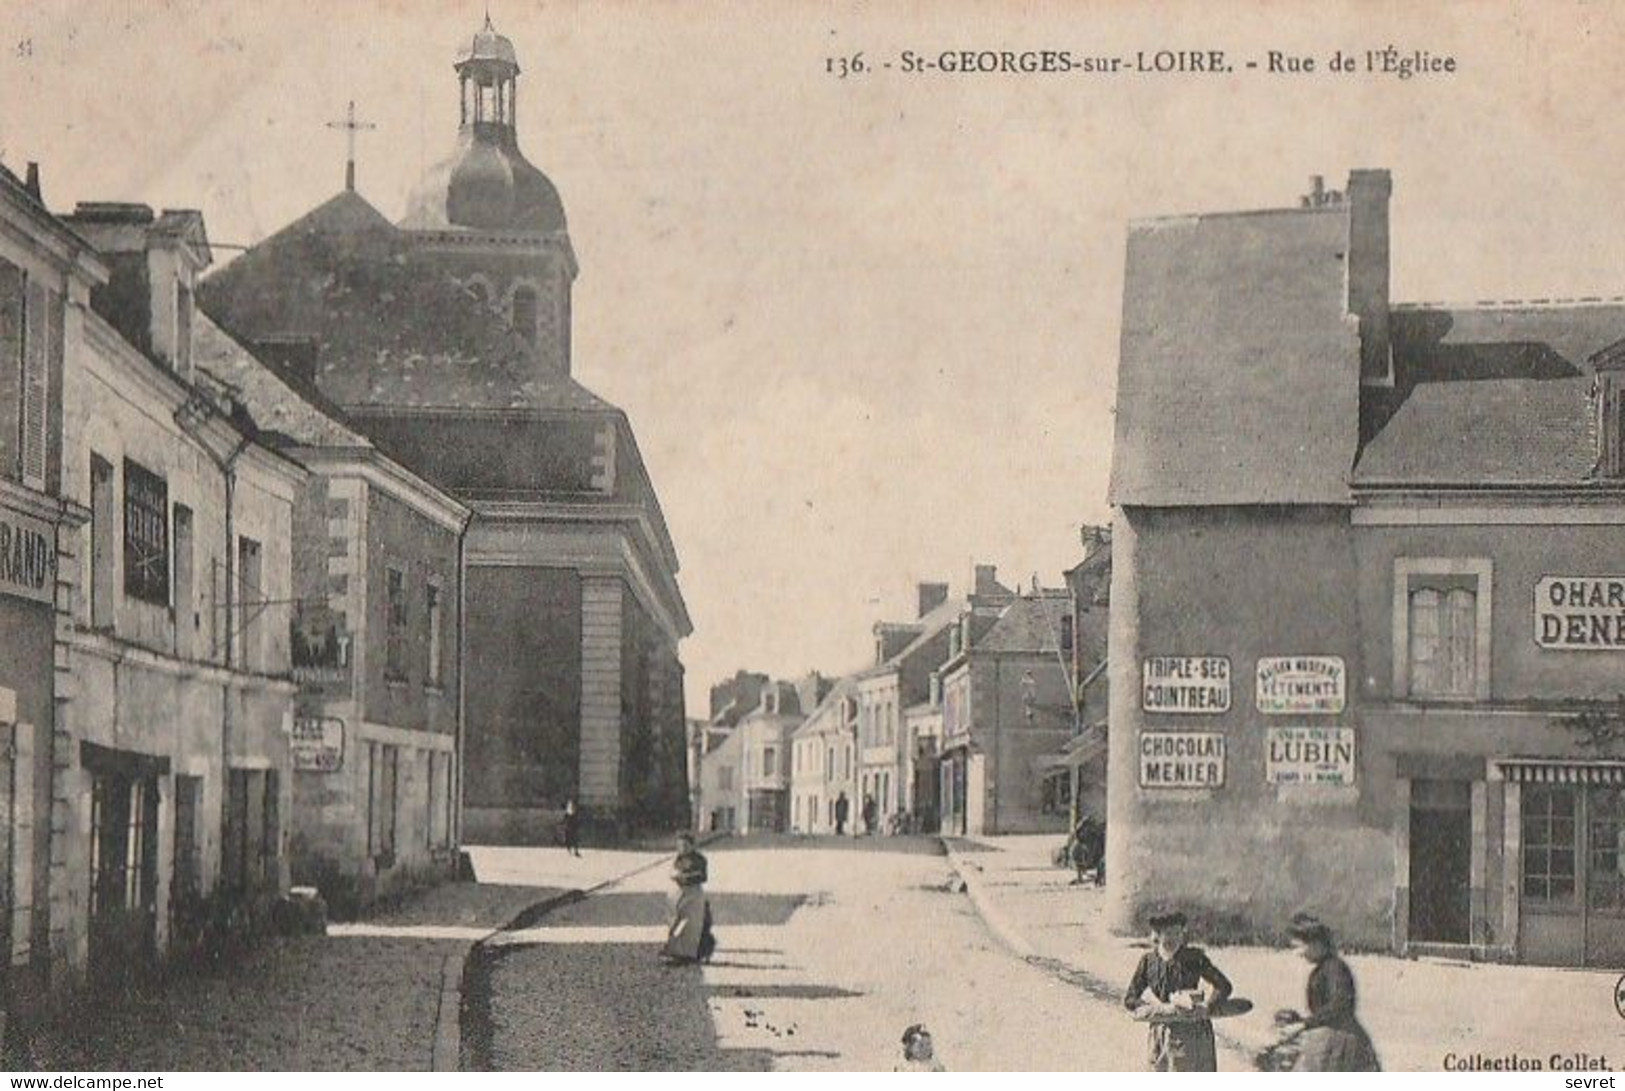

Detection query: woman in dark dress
(1278, 914), (1381, 1072)
(1124, 911), (1234, 1071)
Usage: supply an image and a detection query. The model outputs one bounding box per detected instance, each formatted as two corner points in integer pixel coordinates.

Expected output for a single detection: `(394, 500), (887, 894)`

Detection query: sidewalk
(944, 835), (1623, 1072)
(29, 846), (671, 1071)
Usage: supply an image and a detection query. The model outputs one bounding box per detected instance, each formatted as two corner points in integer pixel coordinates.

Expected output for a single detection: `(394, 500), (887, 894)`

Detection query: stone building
(1106, 168), (1625, 966)
(0, 163), (102, 1027)
(790, 679), (857, 835)
(938, 591), (1076, 837)
(198, 18), (690, 843)
(55, 199), (303, 988)
(193, 319), (468, 915)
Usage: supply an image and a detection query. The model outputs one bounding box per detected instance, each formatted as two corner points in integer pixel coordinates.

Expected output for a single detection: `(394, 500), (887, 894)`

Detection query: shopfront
(1504, 761), (1625, 968)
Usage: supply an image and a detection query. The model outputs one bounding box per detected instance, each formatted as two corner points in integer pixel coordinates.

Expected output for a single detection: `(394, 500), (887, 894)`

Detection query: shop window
(1522, 784), (1578, 904)
(1588, 786), (1625, 912)
(1394, 559), (1491, 701)
(123, 459), (169, 605)
(385, 566), (408, 681)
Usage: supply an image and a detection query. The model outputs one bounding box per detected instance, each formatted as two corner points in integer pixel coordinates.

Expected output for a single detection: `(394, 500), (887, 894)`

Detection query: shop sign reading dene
(1535, 577), (1625, 649)
(1139, 732), (1226, 788)
(1256, 656), (1345, 714)
(1141, 656), (1230, 713)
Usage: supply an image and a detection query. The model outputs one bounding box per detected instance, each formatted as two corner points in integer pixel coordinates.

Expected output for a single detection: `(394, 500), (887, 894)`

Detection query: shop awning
(1498, 758), (1625, 785)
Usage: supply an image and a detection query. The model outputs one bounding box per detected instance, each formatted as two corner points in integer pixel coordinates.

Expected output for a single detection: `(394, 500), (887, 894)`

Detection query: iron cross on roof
(326, 100), (377, 193)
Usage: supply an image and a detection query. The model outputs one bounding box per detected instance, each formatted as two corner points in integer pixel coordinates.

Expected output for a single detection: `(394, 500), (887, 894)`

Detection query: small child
(894, 1024), (945, 1072)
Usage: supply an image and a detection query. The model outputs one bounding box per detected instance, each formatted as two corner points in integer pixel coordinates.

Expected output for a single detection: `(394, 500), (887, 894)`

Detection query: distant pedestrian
(893, 1024), (945, 1072)
(562, 799), (581, 857)
(1274, 914), (1380, 1072)
(1125, 910), (1233, 1072)
(661, 831), (716, 965)
(862, 794), (878, 835)
(834, 791), (850, 836)
(1069, 814), (1105, 886)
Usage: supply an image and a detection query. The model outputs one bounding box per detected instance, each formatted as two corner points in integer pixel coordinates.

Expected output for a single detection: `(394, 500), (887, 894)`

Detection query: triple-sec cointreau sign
(1141, 656), (1231, 713)
(0, 507), (54, 605)
(1535, 577), (1625, 649)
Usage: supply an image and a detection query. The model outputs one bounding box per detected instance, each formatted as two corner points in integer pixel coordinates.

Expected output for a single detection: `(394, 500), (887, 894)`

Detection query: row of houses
(0, 160), (475, 1032)
(693, 552), (1113, 839)
(1106, 168), (1625, 968)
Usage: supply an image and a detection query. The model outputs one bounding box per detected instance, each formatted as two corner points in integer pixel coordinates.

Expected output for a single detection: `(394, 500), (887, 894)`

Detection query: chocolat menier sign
(1535, 577), (1625, 650)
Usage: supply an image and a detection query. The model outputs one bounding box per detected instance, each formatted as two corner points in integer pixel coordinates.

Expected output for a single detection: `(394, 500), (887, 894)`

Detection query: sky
(4, 0), (1625, 711)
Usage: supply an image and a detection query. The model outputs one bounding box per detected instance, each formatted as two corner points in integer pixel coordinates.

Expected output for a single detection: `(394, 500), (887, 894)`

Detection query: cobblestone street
(30, 881), (561, 1071)
(469, 836), (1146, 1070)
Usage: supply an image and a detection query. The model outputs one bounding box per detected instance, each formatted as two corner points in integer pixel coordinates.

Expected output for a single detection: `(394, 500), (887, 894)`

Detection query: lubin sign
(1535, 577), (1625, 649)
(1265, 726), (1356, 786)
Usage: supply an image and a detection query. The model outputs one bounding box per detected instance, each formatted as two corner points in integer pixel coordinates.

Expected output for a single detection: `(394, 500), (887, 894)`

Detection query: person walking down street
(1069, 814), (1105, 886)
(862, 794), (878, 836)
(1274, 914), (1381, 1072)
(893, 1024), (946, 1072)
(1125, 910), (1234, 1072)
(661, 831), (717, 965)
(834, 791), (850, 836)
(562, 799), (581, 857)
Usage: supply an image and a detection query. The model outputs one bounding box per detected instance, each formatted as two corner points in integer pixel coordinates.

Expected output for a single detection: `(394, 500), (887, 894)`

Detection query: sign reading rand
(1142, 656), (1230, 713)
(0, 508), (55, 605)
(1535, 577), (1625, 649)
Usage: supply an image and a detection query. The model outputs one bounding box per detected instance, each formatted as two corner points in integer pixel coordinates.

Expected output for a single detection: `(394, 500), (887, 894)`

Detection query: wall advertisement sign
(1265, 726), (1356, 786)
(0, 506), (54, 605)
(1256, 656), (1346, 714)
(1138, 731), (1225, 788)
(1535, 577), (1625, 649)
(1141, 656), (1230, 713)
(291, 716), (345, 772)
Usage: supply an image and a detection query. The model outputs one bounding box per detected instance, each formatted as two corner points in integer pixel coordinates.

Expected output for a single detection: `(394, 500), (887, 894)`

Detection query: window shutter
(21, 281), (48, 488)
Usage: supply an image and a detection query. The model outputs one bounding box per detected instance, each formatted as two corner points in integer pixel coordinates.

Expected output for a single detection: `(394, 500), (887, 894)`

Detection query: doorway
(1409, 779), (1472, 944)
(1520, 782), (1625, 966)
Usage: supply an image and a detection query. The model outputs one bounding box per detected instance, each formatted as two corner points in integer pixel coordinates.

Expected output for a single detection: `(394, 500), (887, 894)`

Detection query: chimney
(1347, 169), (1393, 385)
(917, 581), (949, 618)
(974, 564), (1000, 596)
(23, 163), (41, 202)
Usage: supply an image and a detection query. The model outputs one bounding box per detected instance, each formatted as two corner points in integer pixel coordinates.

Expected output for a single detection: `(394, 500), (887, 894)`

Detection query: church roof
(199, 188), (608, 412)
(399, 129), (567, 234)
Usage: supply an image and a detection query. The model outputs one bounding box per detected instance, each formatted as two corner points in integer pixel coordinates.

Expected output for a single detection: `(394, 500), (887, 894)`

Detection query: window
(367, 742), (399, 865)
(89, 770), (158, 921)
(1523, 784), (1578, 904)
(0, 262), (51, 489)
(426, 579), (443, 687)
(428, 751), (453, 849)
(718, 765), (733, 791)
(763, 747), (777, 777)
(826, 746), (834, 782)
(385, 566), (408, 680)
(1598, 369), (1625, 478)
(1394, 559), (1491, 701)
(510, 284), (539, 344)
(1041, 770), (1073, 815)
(173, 505), (194, 655)
(237, 537), (262, 669)
(123, 459), (169, 605)
(90, 454), (115, 628)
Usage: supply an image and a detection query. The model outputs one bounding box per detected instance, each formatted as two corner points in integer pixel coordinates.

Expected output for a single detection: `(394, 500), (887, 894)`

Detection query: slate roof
(974, 593), (1083, 657)
(192, 313), (372, 449)
(199, 188), (614, 413)
(1110, 206), (1362, 507)
(1356, 303), (1625, 486)
(861, 595), (969, 678)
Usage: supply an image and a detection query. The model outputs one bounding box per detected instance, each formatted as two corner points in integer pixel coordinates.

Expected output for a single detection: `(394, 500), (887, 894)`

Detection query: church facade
(199, 19), (691, 843)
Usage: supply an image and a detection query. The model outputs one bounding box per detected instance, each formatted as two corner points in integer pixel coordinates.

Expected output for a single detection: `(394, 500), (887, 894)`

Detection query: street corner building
(1106, 168), (1625, 966)
(197, 18), (692, 844)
